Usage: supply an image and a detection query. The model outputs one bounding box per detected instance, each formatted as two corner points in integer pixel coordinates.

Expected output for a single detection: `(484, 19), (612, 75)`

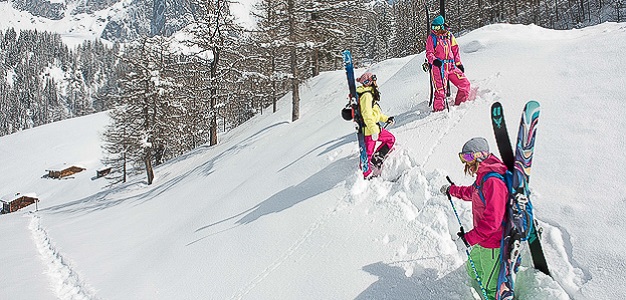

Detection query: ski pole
(445, 176), (490, 300)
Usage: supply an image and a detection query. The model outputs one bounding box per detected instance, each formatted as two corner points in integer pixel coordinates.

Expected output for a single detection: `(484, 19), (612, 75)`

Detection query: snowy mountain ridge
(0, 0), (256, 46)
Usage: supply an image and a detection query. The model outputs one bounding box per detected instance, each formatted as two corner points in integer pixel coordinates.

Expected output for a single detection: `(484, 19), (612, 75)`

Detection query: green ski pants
(466, 245), (501, 300)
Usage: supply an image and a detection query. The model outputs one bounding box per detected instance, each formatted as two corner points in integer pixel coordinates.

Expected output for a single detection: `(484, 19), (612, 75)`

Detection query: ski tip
(342, 50), (353, 64)
(525, 100), (541, 115)
(527, 100), (540, 108)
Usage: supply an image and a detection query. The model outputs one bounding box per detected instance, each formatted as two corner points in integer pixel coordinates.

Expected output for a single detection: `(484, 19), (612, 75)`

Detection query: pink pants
(431, 65), (471, 111)
(363, 128), (395, 177)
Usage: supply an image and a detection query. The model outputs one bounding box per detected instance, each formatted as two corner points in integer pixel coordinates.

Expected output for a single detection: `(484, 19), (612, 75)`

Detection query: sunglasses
(458, 151), (488, 164)
(362, 74), (377, 86)
(431, 25), (444, 31)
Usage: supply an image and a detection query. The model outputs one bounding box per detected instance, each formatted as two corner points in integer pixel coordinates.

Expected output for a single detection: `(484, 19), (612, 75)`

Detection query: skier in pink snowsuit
(440, 137), (509, 300)
(426, 15), (471, 112)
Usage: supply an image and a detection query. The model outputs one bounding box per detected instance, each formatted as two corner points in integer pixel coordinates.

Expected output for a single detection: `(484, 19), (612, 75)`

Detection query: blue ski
(342, 50), (368, 174)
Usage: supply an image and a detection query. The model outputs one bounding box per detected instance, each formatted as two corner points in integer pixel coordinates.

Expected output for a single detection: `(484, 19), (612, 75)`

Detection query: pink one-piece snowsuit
(426, 30), (471, 111)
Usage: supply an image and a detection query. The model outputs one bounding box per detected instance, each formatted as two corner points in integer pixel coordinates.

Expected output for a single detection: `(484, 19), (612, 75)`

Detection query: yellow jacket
(357, 85), (389, 136)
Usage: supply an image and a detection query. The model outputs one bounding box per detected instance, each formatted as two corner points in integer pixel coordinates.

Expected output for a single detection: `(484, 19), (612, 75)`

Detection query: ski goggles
(361, 74), (377, 86)
(431, 25), (444, 31)
(458, 151), (489, 164)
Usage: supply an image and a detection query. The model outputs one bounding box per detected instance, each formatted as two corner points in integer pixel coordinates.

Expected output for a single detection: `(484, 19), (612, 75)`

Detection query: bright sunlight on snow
(1, 22), (625, 299)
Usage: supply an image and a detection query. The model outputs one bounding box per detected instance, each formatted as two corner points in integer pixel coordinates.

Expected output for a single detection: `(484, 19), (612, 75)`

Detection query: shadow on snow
(356, 261), (472, 300)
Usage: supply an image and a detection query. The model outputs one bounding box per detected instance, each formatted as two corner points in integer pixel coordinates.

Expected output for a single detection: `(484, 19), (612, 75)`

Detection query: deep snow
(1, 22), (626, 299)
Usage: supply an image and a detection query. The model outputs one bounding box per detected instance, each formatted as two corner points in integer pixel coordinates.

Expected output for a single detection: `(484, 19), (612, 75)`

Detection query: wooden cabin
(96, 167), (112, 178)
(46, 163), (86, 179)
(0, 193), (38, 214)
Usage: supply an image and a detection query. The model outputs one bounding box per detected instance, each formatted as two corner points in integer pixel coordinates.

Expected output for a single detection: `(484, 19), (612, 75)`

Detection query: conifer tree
(185, 0), (245, 145)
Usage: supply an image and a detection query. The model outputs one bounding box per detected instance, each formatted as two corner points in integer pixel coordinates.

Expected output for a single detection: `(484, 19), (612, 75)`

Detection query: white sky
(1, 22), (625, 299)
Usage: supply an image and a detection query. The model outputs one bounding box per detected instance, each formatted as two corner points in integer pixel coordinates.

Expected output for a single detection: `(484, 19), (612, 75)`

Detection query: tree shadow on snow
(390, 100), (434, 129)
(278, 133), (356, 172)
(193, 156), (354, 236)
(237, 157), (351, 225)
(42, 121), (292, 216)
(356, 261), (473, 300)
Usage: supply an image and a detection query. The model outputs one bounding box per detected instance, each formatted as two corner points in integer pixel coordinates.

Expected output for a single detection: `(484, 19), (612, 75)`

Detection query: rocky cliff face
(101, 0), (197, 42)
(72, 0), (120, 14)
(100, 0), (152, 42)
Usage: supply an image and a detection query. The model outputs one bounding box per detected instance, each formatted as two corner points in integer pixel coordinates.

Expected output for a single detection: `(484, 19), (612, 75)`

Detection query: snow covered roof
(0, 193), (38, 202)
(46, 163), (86, 171)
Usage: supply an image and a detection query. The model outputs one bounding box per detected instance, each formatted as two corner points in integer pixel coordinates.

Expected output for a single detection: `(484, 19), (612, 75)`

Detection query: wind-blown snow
(1, 22), (625, 299)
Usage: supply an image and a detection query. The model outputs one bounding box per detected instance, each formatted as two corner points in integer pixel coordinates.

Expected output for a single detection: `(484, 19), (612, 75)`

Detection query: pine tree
(185, 0), (246, 144)
(105, 38), (167, 185)
(102, 105), (143, 185)
(252, 0), (291, 114)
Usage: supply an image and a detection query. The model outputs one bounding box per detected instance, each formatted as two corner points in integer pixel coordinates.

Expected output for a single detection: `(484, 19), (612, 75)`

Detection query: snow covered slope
(1, 22), (625, 299)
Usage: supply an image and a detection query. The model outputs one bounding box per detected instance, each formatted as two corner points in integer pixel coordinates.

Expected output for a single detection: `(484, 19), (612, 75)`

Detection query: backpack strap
(431, 33), (454, 51)
(473, 172), (506, 205)
(357, 87), (380, 103)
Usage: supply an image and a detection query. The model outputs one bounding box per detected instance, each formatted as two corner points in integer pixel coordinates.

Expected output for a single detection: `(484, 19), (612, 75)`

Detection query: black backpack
(341, 88), (379, 122)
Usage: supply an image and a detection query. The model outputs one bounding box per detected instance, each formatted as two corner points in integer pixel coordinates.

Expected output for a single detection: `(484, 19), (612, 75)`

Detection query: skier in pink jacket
(426, 15), (471, 112)
(440, 137), (508, 300)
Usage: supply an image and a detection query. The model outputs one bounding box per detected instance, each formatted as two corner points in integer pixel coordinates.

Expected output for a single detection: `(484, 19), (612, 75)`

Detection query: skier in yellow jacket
(356, 72), (395, 179)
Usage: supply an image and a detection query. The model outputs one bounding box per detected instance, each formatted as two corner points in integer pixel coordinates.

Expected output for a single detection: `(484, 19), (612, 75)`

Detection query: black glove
(440, 184), (450, 195)
(386, 116), (395, 125)
(457, 64), (465, 73)
(432, 59), (442, 67)
(457, 227), (470, 248)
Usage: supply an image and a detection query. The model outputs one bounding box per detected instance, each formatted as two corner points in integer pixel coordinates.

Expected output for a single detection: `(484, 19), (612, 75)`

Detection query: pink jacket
(449, 155), (508, 249)
(425, 31), (463, 68)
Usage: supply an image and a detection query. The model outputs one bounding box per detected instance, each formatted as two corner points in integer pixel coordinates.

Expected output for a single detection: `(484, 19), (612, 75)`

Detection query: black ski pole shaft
(440, 0), (445, 18)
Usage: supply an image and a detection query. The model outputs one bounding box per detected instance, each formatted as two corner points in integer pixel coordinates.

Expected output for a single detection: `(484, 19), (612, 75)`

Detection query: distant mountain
(11, 0), (65, 20)
(5, 0), (198, 43)
(101, 0), (199, 42)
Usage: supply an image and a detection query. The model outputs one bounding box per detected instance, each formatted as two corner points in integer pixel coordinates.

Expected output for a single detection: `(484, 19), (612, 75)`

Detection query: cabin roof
(0, 193), (38, 202)
(46, 163), (86, 171)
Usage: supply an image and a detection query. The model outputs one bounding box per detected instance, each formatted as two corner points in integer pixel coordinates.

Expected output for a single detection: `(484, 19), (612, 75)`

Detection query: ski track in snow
(419, 106), (467, 167)
(230, 192), (351, 300)
(27, 213), (98, 300)
(418, 84), (495, 167)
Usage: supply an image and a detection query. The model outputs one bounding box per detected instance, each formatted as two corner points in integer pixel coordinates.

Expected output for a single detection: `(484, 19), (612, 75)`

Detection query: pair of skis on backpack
(491, 101), (550, 300)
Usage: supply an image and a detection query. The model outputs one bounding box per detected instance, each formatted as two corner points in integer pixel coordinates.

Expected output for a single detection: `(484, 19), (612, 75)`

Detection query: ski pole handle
(445, 176), (455, 198)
